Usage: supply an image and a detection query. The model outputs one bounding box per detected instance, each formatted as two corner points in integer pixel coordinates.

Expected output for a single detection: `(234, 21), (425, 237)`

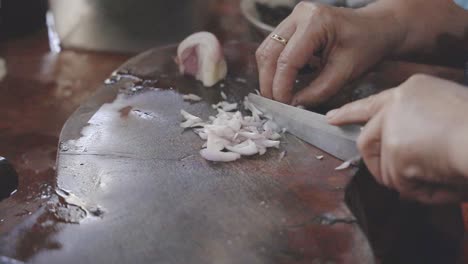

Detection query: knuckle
(295, 1), (329, 18)
(309, 4), (330, 19)
(313, 88), (332, 101)
(276, 53), (292, 71)
(295, 1), (315, 11)
(406, 74), (430, 86)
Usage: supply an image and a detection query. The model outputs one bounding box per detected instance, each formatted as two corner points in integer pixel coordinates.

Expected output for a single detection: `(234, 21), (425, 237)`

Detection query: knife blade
(248, 93), (361, 161)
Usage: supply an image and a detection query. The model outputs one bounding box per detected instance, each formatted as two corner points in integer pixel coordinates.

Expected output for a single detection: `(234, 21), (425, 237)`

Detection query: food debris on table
(335, 155), (361, 170)
(181, 96), (283, 162)
(176, 31), (227, 87)
(316, 155), (324, 160)
(235, 77), (247, 84)
(220, 91), (227, 100)
(279, 151), (286, 161)
(182, 94), (202, 102)
(335, 161), (351, 171)
(180, 110), (205, 128)
(212, 101), (238, 112)
(0, 57), (7, 81)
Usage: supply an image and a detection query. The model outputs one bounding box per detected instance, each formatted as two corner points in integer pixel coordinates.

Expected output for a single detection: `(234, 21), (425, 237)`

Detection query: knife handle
(0, 156), (18, 201)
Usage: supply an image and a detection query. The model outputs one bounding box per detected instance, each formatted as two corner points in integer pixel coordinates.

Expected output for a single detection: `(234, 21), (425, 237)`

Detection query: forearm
(361, 0), (468, 65)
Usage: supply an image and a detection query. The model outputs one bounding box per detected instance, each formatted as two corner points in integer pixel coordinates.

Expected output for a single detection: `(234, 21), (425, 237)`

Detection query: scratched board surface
(1, 41), (466, 263)
(0, 42), (374, 263)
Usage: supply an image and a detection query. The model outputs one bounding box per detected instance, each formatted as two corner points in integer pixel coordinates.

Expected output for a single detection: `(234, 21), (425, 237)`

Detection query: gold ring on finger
(270, 34), (288, 45)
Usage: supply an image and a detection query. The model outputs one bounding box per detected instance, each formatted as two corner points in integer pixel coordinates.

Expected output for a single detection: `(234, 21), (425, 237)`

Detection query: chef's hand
(255, 1), (404, 106)
(327, 74), (468, 204)
(256, 0), (468, 106)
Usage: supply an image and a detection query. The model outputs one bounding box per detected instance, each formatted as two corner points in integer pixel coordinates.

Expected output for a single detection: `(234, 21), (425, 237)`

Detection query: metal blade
(248, 93), (360, 161)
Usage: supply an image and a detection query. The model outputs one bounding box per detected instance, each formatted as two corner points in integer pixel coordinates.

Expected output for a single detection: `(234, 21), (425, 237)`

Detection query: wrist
(356, 0), (408, 58)
(360, 0), (468, 57)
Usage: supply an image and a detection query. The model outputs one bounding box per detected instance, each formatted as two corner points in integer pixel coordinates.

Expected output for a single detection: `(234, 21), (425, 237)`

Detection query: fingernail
(326, 109), (338, 119)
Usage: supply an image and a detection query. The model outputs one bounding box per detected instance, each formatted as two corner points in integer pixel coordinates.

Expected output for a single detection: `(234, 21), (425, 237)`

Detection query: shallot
(200, 148), (240, 162)
(180, 96), (283, 162)
(335, 155), (361, 170)
(183, 94), (202, 102)
(335, 161), (351, 171)
(220, 91), (227, 100)
(176, 32), (227, 87)
(212, 102), (238, 112)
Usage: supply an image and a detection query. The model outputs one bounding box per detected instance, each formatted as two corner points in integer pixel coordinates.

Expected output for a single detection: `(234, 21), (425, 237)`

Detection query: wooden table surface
(1, 1), (468, 262)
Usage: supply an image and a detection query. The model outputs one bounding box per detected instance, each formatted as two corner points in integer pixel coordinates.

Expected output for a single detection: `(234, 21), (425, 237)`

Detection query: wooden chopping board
(0, 42), (464, 264)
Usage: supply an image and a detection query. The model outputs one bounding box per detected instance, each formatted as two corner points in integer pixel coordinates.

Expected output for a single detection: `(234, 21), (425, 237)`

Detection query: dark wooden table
(1, 1), (468, 263)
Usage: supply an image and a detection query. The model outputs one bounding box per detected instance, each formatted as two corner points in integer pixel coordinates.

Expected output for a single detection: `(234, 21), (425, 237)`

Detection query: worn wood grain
(0, 41), (465, 264)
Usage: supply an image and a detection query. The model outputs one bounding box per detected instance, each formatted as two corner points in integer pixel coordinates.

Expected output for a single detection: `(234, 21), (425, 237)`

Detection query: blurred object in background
(0, 0), (48, 40)
(47, 0), (212, 53)
(241, 0), (375, 38)
(454, 0), (468, 9)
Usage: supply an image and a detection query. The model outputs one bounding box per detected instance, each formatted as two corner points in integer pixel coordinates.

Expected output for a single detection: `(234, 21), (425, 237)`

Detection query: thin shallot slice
(183, 94), (202, 102)
(225, 139), (258, 156)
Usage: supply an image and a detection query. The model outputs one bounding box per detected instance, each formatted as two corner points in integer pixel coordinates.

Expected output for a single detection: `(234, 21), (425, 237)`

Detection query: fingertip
(291, 92), (318, 108)
(326, 109), (345, 126)
(326, 109), (338, 120)
(273, 92), (293, 104)
(294, 93), (326, 109)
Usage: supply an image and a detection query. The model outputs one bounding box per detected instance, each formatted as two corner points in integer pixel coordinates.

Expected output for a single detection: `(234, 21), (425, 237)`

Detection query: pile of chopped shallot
(181, 95), (283, 162)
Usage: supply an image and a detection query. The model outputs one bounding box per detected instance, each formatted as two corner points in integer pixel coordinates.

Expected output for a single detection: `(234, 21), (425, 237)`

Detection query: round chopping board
(0, 42), (378, 263)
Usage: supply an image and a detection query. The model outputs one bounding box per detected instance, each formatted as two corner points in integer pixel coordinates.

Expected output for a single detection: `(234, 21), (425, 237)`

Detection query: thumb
(326, 88), (394, 126)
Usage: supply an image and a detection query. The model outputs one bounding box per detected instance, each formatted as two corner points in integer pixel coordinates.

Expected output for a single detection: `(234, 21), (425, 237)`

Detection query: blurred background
(1, 0), (379, 54)
(2, 0), (467, 54)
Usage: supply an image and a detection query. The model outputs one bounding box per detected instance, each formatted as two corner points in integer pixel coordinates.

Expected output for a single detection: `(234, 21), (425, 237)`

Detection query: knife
(0, 156), (18, 201)
(248, 93), (361, 161)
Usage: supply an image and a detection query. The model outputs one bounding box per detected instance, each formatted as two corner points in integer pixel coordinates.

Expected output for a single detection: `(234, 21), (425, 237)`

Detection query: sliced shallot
(181, 95), (284, 162)
(183, 94), (202, 102)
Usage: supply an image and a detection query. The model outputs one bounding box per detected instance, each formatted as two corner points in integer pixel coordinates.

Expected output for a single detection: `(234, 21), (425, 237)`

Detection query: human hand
(327, 74), (468, 204)
(255, 1), (404, 106)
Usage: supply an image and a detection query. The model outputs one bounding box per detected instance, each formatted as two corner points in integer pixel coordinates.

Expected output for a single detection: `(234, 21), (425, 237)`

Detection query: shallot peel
(176, 32), (227, 87)
(182, 94), (202, 102)
(180, 110), (204, 128)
